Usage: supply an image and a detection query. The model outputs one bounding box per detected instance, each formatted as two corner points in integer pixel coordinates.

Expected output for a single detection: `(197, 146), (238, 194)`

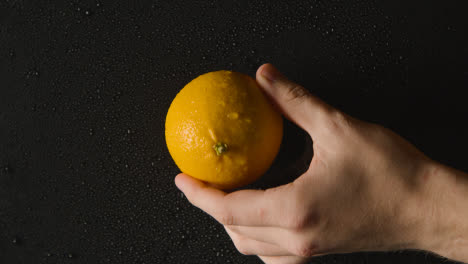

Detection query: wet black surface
(1, 0), (468, 263)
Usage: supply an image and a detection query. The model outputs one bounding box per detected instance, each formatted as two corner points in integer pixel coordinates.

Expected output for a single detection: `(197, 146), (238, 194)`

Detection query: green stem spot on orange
(213, 142), (228, 156)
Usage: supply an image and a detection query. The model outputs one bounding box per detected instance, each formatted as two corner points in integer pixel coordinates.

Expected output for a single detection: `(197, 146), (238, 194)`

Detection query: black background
(1, 0), (467, 263)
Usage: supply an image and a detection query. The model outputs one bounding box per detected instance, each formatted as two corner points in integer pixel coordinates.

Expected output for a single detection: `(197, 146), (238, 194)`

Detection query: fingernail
(260, 64), (282, 82)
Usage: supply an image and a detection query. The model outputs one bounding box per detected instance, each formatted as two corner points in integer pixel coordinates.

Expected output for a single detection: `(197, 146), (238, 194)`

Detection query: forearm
(417, 161), (468, 263)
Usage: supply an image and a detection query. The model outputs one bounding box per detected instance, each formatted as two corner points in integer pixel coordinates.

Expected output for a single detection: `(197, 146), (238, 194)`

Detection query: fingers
(175, 173), (294, 227)
(256, 63), (332, 137)
(226, 225), (301, 256)
(258, 255), (310, 264)
(224, 226), (292, 256)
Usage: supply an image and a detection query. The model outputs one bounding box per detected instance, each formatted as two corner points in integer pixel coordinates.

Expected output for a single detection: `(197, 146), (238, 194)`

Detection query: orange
(165, 70), (283, 189)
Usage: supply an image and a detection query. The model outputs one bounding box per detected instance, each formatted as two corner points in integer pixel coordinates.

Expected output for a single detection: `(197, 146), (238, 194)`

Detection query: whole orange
(165, 70), (283, 189)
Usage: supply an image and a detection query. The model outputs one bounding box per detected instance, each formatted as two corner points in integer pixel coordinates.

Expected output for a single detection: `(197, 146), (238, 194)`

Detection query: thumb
(256, 63), (332, 136)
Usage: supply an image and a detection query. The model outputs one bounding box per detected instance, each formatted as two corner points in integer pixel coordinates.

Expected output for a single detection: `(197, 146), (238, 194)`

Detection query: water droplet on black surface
(26, 70), (40, 78)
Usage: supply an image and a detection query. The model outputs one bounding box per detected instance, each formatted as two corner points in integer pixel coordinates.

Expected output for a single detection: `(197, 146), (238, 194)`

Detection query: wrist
(414, 160), (468, 262)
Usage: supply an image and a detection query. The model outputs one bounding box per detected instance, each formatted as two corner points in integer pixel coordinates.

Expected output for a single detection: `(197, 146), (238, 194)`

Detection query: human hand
(174, 63), (452, 264)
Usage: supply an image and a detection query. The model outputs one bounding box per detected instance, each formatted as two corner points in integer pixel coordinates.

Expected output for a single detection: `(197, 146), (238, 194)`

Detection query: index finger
(175, 173), (293, 227)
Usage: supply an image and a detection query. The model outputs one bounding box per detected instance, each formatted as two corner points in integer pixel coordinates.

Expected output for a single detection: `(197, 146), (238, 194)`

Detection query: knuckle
(236, 245), (251, 255)
(231, 237), (251, 255)
(217, 211), (235, 225)
(293, 240), (317, 258)
(286, 192), (315, 231)
(283, 84), (309, 103)
(287, 213), (308, 231)
(324, 109), (352, 135)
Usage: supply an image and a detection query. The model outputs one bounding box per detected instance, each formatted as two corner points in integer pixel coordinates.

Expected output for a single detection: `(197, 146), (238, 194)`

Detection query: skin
(175, 63), (468, 264)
